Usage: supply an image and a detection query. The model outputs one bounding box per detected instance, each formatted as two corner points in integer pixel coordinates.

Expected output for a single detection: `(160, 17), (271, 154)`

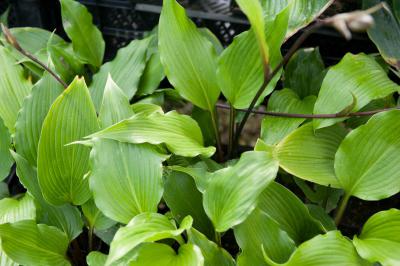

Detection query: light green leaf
(38, 77), (99, 205)
(0, 220), (70, 266)
(235, 209), (296, 265)
(363, 0), (400, 69)
(14, 67), (64, 167)
(0, 239), (17, 266)
(87, 251), (107, 266)
(106, 213), (193, 265)
(313, 53), (399, 129)
(164, 171), (214, 239)
(264, 231), (368, 266)
(335, 110), (400, 200)
(204, 151), (279, 232)
(85, 110), (215, 157)
(0, 182), (8, 199)
(89, 141), (166, 224)
(131, 103), (163, 115)
(90, 38), (150, 110)
(276, 123), (347, 187)
(82, 199), (116, 231)
(199, 28), (224, 55)
(256, 182), (324, 244)
(187, 228), (235, 266)
(60, 0), (105, 67)
(128, 243), (203, 266)
(353, 209), (400, 266)
(284, 48), (325, 98)
(0, 117), (12, 181)
(11, 151), (83, 240)
(159, 0), (220, 111)
(0, 194), (36, 224)
(0, 46), (32, 132)
(261, 88), (316, 145)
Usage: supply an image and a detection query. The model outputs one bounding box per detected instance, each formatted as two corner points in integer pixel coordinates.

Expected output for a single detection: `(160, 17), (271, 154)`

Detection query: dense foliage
(0, 0), (400, 265)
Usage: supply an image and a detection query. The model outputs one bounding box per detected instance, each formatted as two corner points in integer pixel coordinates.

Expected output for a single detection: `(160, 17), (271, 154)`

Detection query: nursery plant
(0, 0), (400, 265)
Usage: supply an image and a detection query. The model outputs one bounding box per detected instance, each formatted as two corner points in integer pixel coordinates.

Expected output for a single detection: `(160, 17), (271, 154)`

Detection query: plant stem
(210, 107), (223, 162)
(88, 226), (94, 252)
(215, 231), (222, 247)
(335, 194), (350, 226)
(234, 21), (325, 146)
(216, 103), (400, 119)
(227, 104), (236, 158)
(1, 23), (68, 89)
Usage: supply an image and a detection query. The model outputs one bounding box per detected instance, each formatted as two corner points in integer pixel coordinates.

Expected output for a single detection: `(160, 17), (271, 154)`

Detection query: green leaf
(264, 231), (368, 266)
(307, 204), (337, 231)
(353, 209), (400, 266)
(236, 0), (269, 64)
(0, 220), (70, 266)
(261, 88), (316, 145)
(0, 239), (17, 266)
(276, 123), (347, 187)
(38, 77), (99, 205)
(256, 182), (324, 244)
(85, 110), (215, 157)
(131, 103), (163, 115)
(0, 182), (8, 199)
(0, 46), (32, 132)
(159, 0), (220, 111)
(0, 7), (9, 26)
(335, 110), (400, 200)
(0, 194), (36, 224)
(82, 199), (116, 230)
(0, 117), (12, 181)
(90, 38), (150, 110)
(87, 251), (107, 266)
(14, 67), (64, 167)
(363, 0), (400, 69)
(164, 171), (214, 239)
(203, 151), (279, 232)
(187, 228), (235, 266)
(60, 0), (105, 67)
(235, 208), (296, 265)
(284, 48), (325, 98)
(106, 213), (192, 265)
(313, 53), (399, 129)
(129, 243), (204, 266)
(11, 151), (83, 240)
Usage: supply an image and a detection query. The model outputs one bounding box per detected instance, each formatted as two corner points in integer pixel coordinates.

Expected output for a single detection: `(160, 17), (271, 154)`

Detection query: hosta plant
(0, 0), (400, 265)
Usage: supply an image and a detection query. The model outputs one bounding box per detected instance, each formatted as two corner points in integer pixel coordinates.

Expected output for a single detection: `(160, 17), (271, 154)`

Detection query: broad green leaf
(164, 171), (214, 239)
(199, 28), (224, 55)
(89, 141), (167, 224)
(131, 103), (163, 115)
(159, 0), (220, 111)
(0, 182), (8, 199)
(82, 199), (116, 231)
(187, 228), (235, 266)
(0, 194), (36, 224)
(94, 225), (119, 246)
(90, 38), (150, 110)
(236, 0), (269, 63)
(87, 251), (107, 266)
(261, 88), (316, 145)
(0, 239), (17, 266)
(60, 0), (105, 67)
(85, 110), (215, 157)
(235, 209), (296, 265)
(14, 68), (64, 167)
(313, 53), (399, 129)
(363, 0), (400, 69)
(256, 182), (324, 244)
(38, 77), (99, 205)
(129, 243), (204, 266)
(203, 151), (279, 232)
(284, 48), (325, 98)
(335, 110), (400, 200)
(191, 106), (216, 146)
(106, 213), (193, 265)
(11, 151), (83, 240)
(353, 209), (400, 266)
(0, 46), (32, 132)
(264, 231), (368, 266)
(0, 117), (12, 181)
(276, 123), (347, 187)
(307, 204), (337, 231)
(0, 220), (70, 266)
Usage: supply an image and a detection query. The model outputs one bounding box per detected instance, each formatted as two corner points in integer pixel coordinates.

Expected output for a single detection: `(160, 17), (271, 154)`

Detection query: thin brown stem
(234, 21), (325, 146)
(216, 103), (400, 119)
(1, 24), (68, 89)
